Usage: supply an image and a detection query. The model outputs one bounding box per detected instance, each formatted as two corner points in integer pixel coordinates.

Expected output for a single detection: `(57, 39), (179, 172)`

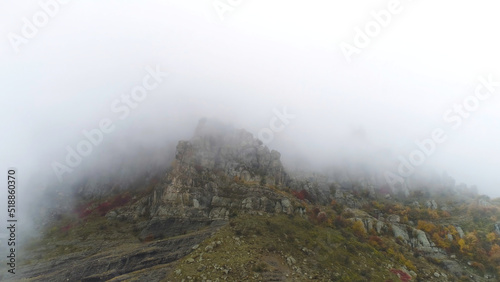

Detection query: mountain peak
(174, 119), (286, 187)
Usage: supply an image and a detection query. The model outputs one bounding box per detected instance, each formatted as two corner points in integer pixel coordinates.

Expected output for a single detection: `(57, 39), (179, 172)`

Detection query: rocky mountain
(7, 120), (500, 281)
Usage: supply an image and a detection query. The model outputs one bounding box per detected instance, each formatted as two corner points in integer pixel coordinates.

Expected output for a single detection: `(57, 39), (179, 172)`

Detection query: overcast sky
(1, 0), (500, 200)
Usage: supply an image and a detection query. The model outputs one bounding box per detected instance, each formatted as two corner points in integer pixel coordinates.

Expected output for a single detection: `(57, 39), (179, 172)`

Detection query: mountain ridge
(9, 120), (500, 281)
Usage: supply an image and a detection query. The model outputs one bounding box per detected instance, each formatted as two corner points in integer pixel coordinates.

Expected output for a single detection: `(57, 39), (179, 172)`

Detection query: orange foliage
(428, 210), (440, 220)
(486, 232), (498, 243)
(352, 221), (366, 238)
(432, 233), (450, 249)
(458, 238), (467, 252)
(368, 235), (386, 249)
(317, 212), (327, 223)
(489, 244), (500, 262)
(441, 211), (451, 218)
(417, 220), (437, 234)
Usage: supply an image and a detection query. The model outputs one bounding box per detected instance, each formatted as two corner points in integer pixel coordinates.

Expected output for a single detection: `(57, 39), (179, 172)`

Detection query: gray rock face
(173, 119), (287, 187)
(387, 215), (400, 223)
(388, 222), (444, 254)
(17, 223), (225, 282)
(281, 198), (293, 214)
(455, 226), (465, 238)
(425, 200), (438, 210)
(478, 199), (493, 208)
(495, 222), (500, 235)
(112, 120), (299, 236)
(375, 221), (386, 234)
(392, 224), (410, 241)
(346, 207), (454, 258)
(414, 229), (431, 248)
(441, 205), (451, 212)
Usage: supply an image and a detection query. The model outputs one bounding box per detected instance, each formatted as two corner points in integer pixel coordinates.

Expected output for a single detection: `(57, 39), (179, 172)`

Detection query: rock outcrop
(16, 223), (224, 281)
(174, 119), (287, 187)
(495, 222), (500, 235)
(111, 120), (300, 240)
(425, 200), (438, 210)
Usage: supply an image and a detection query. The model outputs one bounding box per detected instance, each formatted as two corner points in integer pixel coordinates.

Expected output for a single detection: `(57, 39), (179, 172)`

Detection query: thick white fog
(1, 0), (500, 226)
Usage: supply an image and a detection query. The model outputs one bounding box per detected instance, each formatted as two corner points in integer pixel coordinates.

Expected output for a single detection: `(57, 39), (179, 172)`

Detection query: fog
(2, 1), (500, 238)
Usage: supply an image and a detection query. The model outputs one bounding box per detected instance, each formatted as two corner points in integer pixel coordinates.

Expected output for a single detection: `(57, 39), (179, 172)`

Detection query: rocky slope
(9, 120), (500, 281)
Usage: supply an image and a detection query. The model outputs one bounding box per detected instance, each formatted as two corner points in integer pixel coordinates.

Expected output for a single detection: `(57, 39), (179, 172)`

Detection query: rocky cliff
(11, 120), (500, 281)
(109, 119), (297, 239)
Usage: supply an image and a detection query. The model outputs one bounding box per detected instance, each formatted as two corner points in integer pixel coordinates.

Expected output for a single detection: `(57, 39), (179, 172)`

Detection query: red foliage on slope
(61, 224), (73, 232)
(75, 202), (94, 219)
(390, 269), (412, 282)
(74, 193), (132, 218)
(292, 189), (309, 201)
(96, 194), (132, 216)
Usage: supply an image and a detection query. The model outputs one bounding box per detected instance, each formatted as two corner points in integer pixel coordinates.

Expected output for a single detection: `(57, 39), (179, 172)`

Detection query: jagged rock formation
(110, 120), (300, 240)
(184, 118), (287, 186)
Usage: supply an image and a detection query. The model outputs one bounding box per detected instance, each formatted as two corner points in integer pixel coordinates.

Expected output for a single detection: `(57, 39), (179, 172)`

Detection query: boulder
(495, 222), (500, 235)
(425, 200), (438, 210)
(414, 229), (431, 248)
(387, 215), (400, 223)
(455, 226), (465, 238)
(392, 224), (410, 241)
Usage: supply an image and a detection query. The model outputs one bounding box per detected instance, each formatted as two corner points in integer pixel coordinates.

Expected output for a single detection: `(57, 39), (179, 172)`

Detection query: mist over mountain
(2, 1), (500, 281)
(4, 118), (497, 281)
